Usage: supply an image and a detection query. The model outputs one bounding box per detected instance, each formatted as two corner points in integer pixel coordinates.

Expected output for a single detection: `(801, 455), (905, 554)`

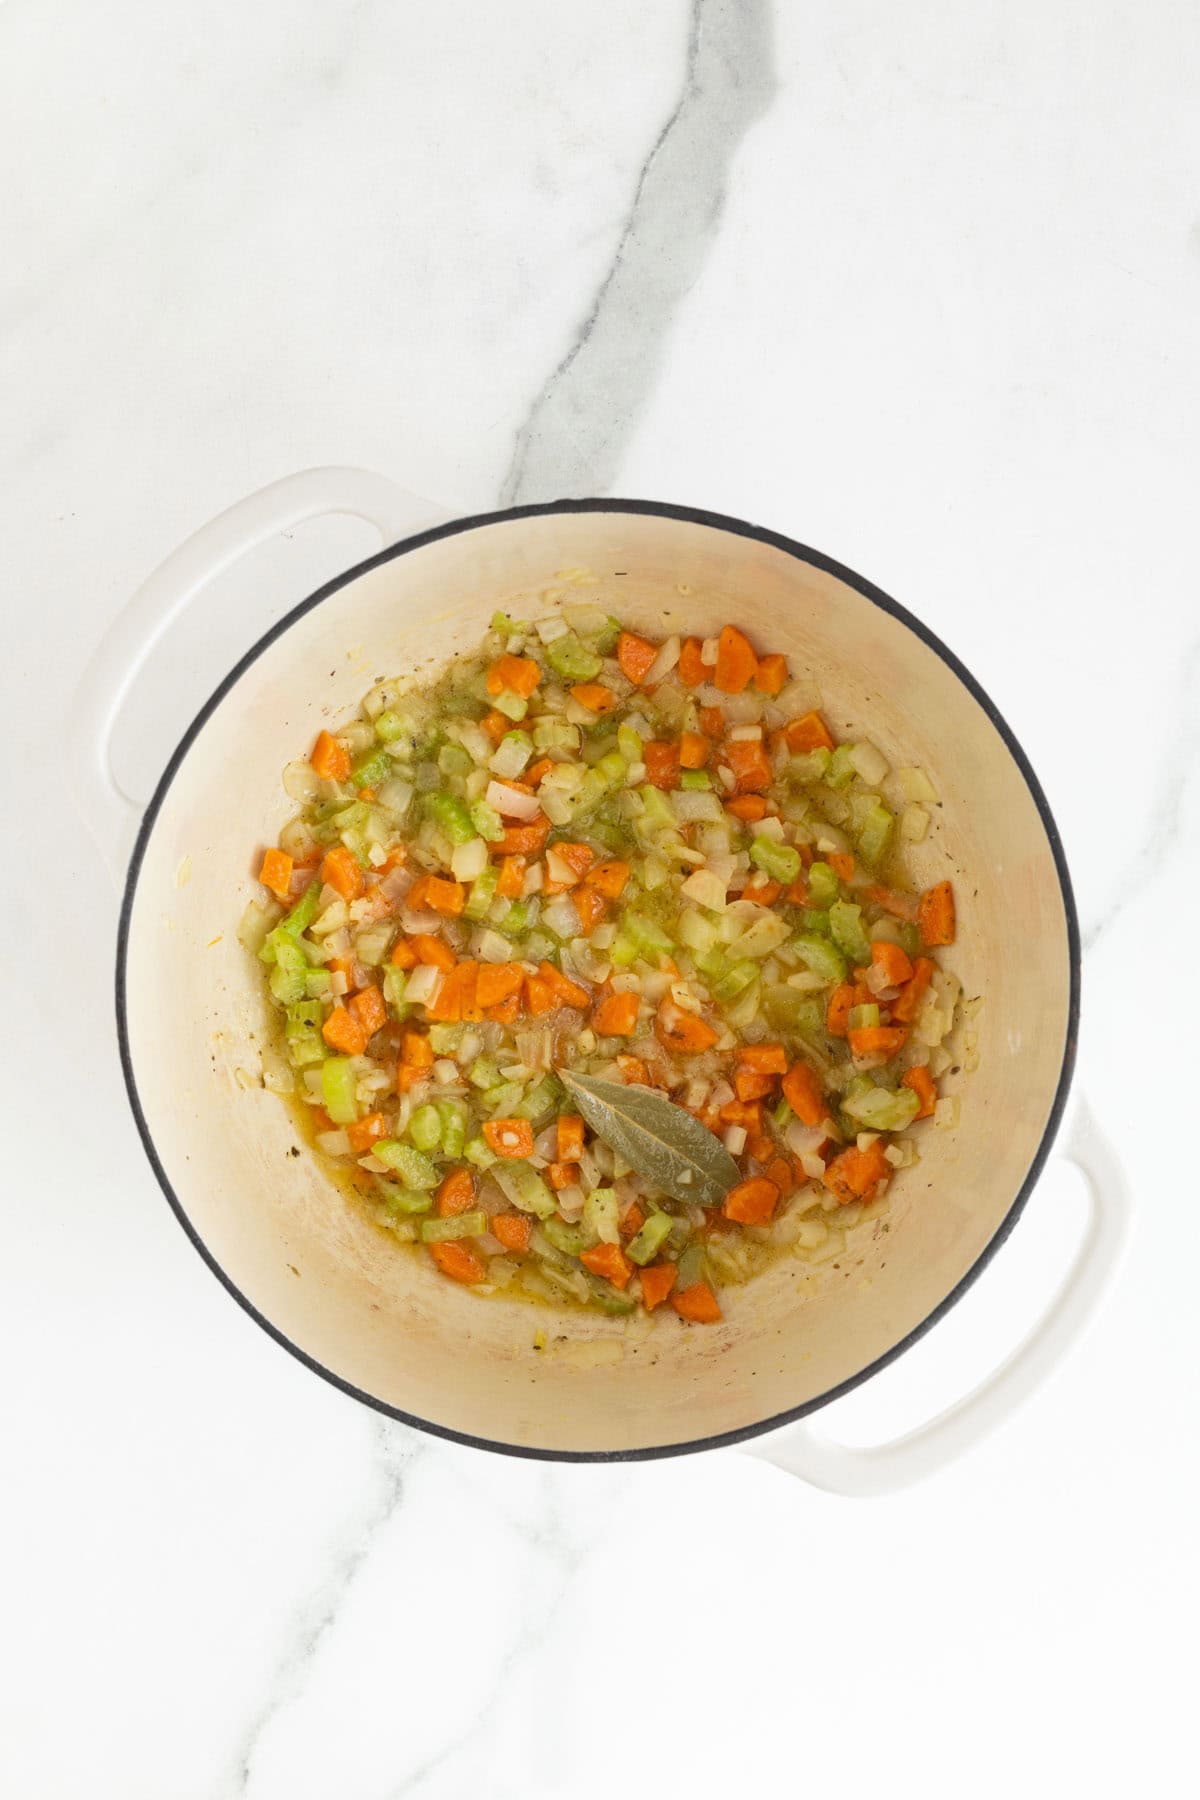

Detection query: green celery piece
(713, 960), (758, 1005)
(789, 747), (832, 785)
(842, 1084), (920, 1131)
(773, 1096), (793, 1130)
(624, 910), (673, 957)
(269, 938), (308, 1004)
(899, 922), (922, 959)
(582, 1187), (620, 1245)
(566, 768), (608, 819)
(825, 745), (857, 790)
(513, 1076), (561, 1123)
(485, 1080), (526, 1116)
(829, 899), (871, 965)
(491, 609), (523, 636)
(609, 931), (640, 967)
(680, 769), (712, 791)
(492, 690), (528, 722)
(467, 1055), (501, 1090)
(586, 1278), (636, 1316)
(382, 966), (409, 1012)
(463, 1135), (498, 1170)
(847, 1003), (881, 1030)
(375, 1141), (439, 1188)
(408, 1105), (443, 1151)
(675, 1243), (707, 1292)
(790, 933), (847, 985)
(532, 717), (578, 752)
(542, 1216), (587, 1257)
(489, 898), (529, 939)
(464, 865), (499, 920)
(428, 1023), (463, 1054)
(304, 969), (332, 1000)
(592, 616), (622, 654)
(374, 708), (419, 748)
(276, 880), (321, 940)
(806, 861), (840, 909)
(626, 1210), (674, 1266)
(286, 1028), (325, 1070)
(470, 800), (505, 843)
(352, 746), (392, 789)
(694, 945), (728, 981)
(420, 1210), (488, 1242)
(592, 750), (625, 789)
(797, 907), (832, 936)
(321, 1057), (358, 1125)
(286, 999), (322, 1032)
(617, 723), (644, 762)
(423, 792), (476, 843)
(382, 1186), (434, 1215)
(763, 986), (823, 1035)
(545, 631), (602, 683)
(639, 784), (675, 828)
(750, 837), (802, 884)
(437, 743), (473, 780)
(857, 801), (894, 868)
(331, 799), (369, 831)
(437, 1102), (467, 1159)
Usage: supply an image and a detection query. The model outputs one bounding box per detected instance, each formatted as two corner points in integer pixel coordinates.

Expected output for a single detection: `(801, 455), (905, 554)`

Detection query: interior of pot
(120, 507), (1075, 1456)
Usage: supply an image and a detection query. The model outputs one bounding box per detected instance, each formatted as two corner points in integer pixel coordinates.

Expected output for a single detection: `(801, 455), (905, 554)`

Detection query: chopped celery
(796, 907), (833, 936)
(694, 945), (728, 981)
(713, 960), (758, 1005)
(609, 930), (640, 967)
(428, 1023), (463, 1054)
(489, 899), (529, 939)
(899, 922), (922, 960)
(790, 933), (847, 985)
(382, 1186), (434, 1215)
(351, 747), (392, 789)
(680, 769), (712, 791)
(829, 899), (872, 965)
(495, 1163), (557, 1217)
(583, 1187), (620, 1245)
(491, 689), (528, 723)
(491, 730), (534, 778)
(545, 631), (602, 683)
(626, 1210), (674, 1266)
(374, 708), (418, 748)
(304, 969), (333, 1000)
(484, 1080), (526, 1115)
(773, 1096), (793, 1130)
(842, 1085), (920, 1131)
(491, 609), (523, 635)
(617, 723), (644, 762)
(286, 1026), (324, 1069)
(470, 799), (504, 842)
(465, 864), (499, 920)
(437, 1102), (467, 1159)
(420, 1210), (488, 1243)
(592, 615), (622, 654)
(857, 801), (893, 868)
(463, 1135), (498, 1170)
(278, 880), (321, 939)
(624, 911), (673, 957)
(533, 717), (579, 752)
(513, 1076), (561, 1123)
(382, 966), (409, 1011)
(789, 747), (832, 784)
(639, 784), (675, 828)
(375, 1141), (439, 1187)
(321, 1057), (358, 1125)
(676, 1243), (707, 1292)
(825, 745), (857, 790)
(847, 1003), (880, 1031)
(806, 861), (840, 909)
(678, 908), (719, 956)
(467, 1055), (501, 1090)
(764, 986), (823, 1035)
(268, 937), (308, 1004)
(750, 837), (802, 884)
(438, 742), (473, 781)
(586, 1279), (636, 1316)
(423, 792), (476, 842)
(542, 1216), (587, 1256)
(286, 997), (322, 1033)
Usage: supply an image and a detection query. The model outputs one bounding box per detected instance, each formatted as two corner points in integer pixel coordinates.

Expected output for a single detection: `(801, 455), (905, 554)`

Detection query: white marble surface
(4, 4), (1199, 1795)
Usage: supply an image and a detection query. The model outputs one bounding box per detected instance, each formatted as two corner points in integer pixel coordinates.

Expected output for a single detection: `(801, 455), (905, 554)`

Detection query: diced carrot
(827, 851), (855, 883)
(699, 705), (724, 739)
(493, 817), (552, 857)
(717, 1098), (762, 1131)
(594, 991), (640, 1036)
(753, 653), (788, 696)
(784, 711), (835, 753)
(826, 982), (856, 1038)
(390, 937), (418, 969)
(345, 1111), (386, 1154)
(487, 653), (541, 698)
(580, 1241), (634, 1290)
(321, 1006), (368, 1056)
(527, 757), (554, 787)
(524, 974), (557, 1016)
(483, 1118), (535, 1159)
(422, 876), (465, 917)
(348, 985), (387, 1038)
(655, 999), (718, 1053)
(538, 961), (590, 1009)
(481, 709), (510, 743)
(574, 885), (607, 932)
(643, 741), (681, 790)
(918, 880), (956, 947)
(311, 729), (351, 782)
(714, 625), (758, 694)
(458, 960), (482, 1023)
(902, 1064), (938, 1120)
(823, 1140), (892, 1205)
(486, 996), (521, 1025)
(892, 956), (934, 1023)
(782, 1059), (826, 1126)
(864, 882), (919, 923)
(557, 1115), (585, 1161)
(620, 1200), (646, 1237)
(724, 739), (772, 793)
(848, 1024), (909, 1060)
(617, 631), (659, 684)
(724, 1177), (780, 1225)
(412, 933), (456, 972)
(570, 683), (617, 713)
(401, 1030), (434, 1067)
(585, 860), (630, 899)
(740, 1044), (788, 1074)
(640, 1262), (678, 1312)
(746, 1131), (775, 1163)
(555, 843), (595, 880)
(356, 786), (377, 803)
(425, 964), (463, 1023)
(765, 1156), (796, 1199)
(492, 1211), (533, 1254)
(435, 1167), (476, 1216)
(679, 731), (708, 770)
(321, 844), (364, 902)
(429, 1240), (487, 1284)
(329, 954), (361, 994)
(678, 637), (706, 686)
(870, 940), (914, 987)
(785, 876), (809, 905)
(734, 1068), (776, 1102)
(547, 1161), (580, 1190)
(476, 962), (522, 1008)
(746, 879), (782, 905)
(725, 794), (767, 822)
(496, 855), (526, 898)
(672, 1280), (723, 1323)
(258, 848), (293, 900)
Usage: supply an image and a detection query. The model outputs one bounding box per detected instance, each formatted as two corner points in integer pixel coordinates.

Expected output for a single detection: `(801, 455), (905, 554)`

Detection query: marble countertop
(5, 3), (1198, 1795)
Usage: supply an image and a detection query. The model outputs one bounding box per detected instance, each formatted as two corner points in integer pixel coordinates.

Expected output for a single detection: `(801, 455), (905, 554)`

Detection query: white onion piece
(700, 637), (719, 666)
(487, 779), (540, 820)
(542, 896), (582, 941)
(786, 1121), (827, 1157)
(724, 1125), (748, 1155)
(404, 963), (443, 1007)
(643, 634), (681, 685)
(450, 837), (488, 881)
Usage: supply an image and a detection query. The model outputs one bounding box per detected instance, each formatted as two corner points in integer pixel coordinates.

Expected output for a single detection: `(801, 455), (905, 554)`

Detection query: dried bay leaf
(559, 1069), (740, 1210)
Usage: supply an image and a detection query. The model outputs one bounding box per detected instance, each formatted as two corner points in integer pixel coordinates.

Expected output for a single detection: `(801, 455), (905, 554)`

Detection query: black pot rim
(116, 496), (1081, 1463)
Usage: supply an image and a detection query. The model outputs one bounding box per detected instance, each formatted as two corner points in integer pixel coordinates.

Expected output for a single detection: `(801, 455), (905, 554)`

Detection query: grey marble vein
(226, 1421), (424, 1798)
(500, 0), (776, 505)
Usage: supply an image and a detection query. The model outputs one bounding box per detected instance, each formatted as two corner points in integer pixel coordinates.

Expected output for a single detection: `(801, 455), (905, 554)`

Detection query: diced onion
(316, 1129), (350, 1157)
(680, 868), (728, 910)
(900, 804), (930, 843)
(934, 1096), (961, 1130)
(404, 963), (443, 1007)
(724, 1125), (748, 1155)
(849, 741), (889, 786)
(450, 837), (489, 881)
(897, 766), (939, 804)
(487, 779), (539, 819)
(700, 637), (719, 666)
(728, 724), (762, 742)
(542, 896), (582, 941)
(534, 615), (570, 643)
(643, 634), (681, 685)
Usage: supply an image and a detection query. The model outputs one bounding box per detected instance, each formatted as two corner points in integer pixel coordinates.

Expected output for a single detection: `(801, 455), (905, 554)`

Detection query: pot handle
(70, 466), (454, 881)
(741, 1094), (1131, 1496)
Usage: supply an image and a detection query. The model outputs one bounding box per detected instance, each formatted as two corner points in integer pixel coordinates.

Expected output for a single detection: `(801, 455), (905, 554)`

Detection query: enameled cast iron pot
(79, 470), (1129, 1493)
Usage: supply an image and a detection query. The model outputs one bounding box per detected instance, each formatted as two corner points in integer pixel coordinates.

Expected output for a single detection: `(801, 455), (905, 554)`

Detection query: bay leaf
(559, 1069), (740, 1210)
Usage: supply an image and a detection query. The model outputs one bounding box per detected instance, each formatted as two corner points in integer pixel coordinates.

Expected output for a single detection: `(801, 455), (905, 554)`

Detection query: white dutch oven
(78, 469), (1130, 1493)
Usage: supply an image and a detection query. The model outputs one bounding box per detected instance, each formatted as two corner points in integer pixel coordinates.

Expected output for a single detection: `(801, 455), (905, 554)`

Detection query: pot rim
(115, 496), (1081, 1462)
